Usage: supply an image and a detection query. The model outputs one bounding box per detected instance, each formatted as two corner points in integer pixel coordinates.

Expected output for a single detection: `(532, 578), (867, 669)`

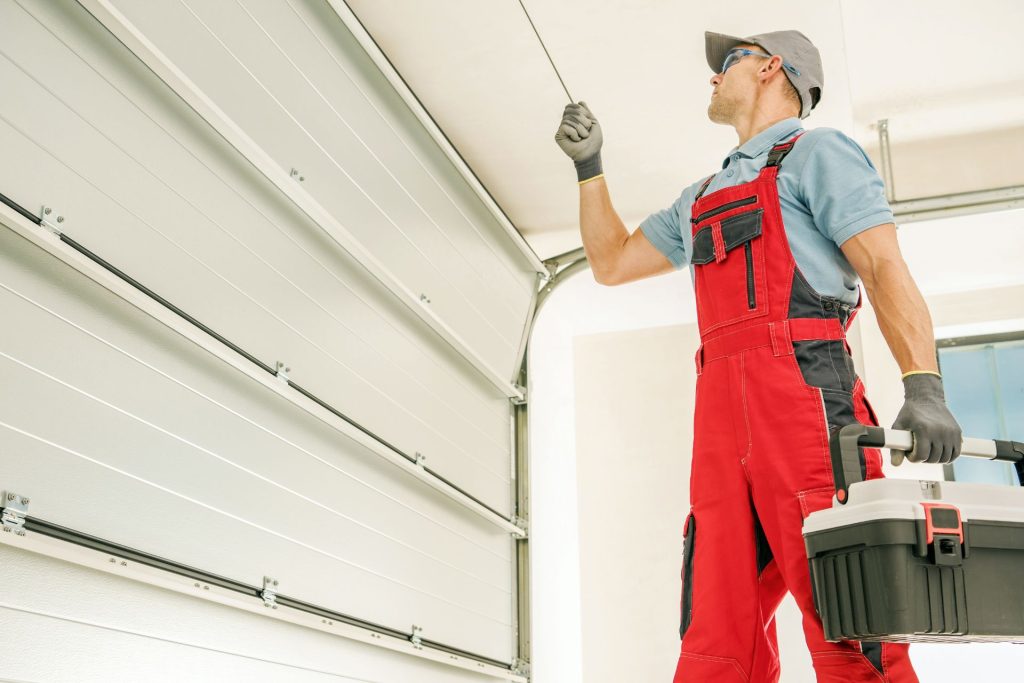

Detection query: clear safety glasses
(720, 48), (801, 77)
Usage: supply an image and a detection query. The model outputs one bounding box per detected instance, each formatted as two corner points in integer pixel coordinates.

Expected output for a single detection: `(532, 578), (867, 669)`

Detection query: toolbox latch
(921, 502), (964, 566)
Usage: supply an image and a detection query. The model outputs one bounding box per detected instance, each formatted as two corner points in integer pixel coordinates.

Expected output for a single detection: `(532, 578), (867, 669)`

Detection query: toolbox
(803, 424), (1024, 643)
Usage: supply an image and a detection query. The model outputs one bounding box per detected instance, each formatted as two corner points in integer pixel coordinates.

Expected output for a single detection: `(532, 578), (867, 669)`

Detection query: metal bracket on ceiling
(1, 492), (29, 537)
(409, 624), (424, 649)
(877, 119), (896, 203)
(510, 384), (527, 406)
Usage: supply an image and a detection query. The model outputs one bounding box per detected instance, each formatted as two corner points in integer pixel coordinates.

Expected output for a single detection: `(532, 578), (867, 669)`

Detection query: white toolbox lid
(802, 478), (1024, 536)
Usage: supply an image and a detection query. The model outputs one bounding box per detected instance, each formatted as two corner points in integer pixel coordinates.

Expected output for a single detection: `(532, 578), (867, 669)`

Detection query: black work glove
(891, 373), (963, 465)
(554, 101), (603, 182)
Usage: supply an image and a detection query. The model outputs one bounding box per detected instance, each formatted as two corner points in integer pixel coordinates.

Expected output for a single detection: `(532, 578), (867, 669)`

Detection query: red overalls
(672, 135), (919, 682)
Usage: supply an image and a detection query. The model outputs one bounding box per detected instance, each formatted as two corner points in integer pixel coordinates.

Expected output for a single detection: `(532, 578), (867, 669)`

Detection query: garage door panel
(0, 545), (509, 683)
(0, 0), (530, 671)
(0, 430), (512, 662)
(0, 0), (518, 511)
(0, 228), (509, 552)
(104, 0), (533, 379)
(0, 360), (510, 623)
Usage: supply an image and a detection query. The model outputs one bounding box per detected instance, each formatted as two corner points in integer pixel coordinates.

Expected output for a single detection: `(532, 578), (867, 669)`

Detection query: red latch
(921, 502), (963, 545)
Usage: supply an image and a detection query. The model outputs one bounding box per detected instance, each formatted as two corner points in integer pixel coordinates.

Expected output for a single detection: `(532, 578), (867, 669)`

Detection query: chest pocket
(691, 207), (767, 331)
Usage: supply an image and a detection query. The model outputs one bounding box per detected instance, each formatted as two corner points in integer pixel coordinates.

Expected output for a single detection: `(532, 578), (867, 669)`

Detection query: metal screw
(273, 580), (279, 586)
(109, 557), (116, 564)
(20, 497), (28, 505)
(43, 207), (52, 215)
(6, 493), (14, 502)
(195, 583), (201, 588)
(420, 293), (430, 303)
(120, 561), (127, 567)
(56, 216), (64, 223)
(203, 585), (209, 590)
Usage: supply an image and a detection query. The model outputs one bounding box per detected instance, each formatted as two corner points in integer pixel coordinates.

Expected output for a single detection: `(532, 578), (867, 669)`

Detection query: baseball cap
(705, 30), (824, 119)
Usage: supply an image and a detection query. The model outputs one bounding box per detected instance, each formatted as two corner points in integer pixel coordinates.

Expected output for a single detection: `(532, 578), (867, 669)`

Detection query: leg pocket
(680, 511), (697, 640)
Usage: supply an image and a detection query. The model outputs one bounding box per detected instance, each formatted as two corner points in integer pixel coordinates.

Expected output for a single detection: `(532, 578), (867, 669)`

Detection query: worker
(554, 29), (963, 683)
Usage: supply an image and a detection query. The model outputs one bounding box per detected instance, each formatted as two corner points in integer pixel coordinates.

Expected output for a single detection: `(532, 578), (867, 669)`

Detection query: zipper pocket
(745, 241), (756, 309)
(680, 513), (697, 639)
(691, 195), (757, 225)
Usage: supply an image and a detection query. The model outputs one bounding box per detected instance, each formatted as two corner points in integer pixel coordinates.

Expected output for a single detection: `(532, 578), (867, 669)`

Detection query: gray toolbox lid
(802, 478), (1024, 537)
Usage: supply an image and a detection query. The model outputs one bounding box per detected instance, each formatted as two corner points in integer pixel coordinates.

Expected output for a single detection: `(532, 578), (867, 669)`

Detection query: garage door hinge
(1, 492), (29, 537)
(261, 576), (279, 609)
(510, 384), (527, 405)
(274, 362), (290, 384)
(512, 657), (531, 677)
(409, 624), (424, 648)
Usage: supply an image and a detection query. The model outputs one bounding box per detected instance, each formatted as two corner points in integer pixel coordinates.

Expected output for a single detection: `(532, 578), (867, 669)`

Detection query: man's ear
(759, 55), (783, 81)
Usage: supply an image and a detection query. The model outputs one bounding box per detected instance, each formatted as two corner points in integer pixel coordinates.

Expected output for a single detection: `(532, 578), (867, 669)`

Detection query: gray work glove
(554, 101), (603, 182)
(890, 373), (963, 465)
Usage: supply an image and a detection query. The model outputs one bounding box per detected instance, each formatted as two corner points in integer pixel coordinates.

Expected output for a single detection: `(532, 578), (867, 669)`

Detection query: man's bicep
(839, 222), (901, 286)
(606, 227), (680, 285)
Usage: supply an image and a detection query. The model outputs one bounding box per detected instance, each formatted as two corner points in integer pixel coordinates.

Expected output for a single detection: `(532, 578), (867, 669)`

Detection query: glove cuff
(574, 153), (603, 183)
(902, 372), (945, 401)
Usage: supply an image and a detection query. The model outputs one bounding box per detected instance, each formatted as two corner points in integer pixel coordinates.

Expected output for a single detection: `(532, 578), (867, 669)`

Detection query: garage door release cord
(517, 0), (574, 103)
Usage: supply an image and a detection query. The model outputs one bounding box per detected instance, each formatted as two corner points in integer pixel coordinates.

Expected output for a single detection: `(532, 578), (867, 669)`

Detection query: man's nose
(710, 73), (722, 87)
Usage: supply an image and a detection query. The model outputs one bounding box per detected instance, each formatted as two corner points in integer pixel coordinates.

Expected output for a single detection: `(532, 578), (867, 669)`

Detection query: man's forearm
(579, 177), (629, 283)
(863, 258), (939, 374)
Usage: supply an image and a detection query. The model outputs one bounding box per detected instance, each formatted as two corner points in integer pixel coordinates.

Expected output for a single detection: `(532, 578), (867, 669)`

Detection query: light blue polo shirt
(639, 118), (893, 306)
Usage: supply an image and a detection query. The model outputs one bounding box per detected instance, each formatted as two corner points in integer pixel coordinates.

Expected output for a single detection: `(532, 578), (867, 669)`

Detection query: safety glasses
(721, 48), (801, 77)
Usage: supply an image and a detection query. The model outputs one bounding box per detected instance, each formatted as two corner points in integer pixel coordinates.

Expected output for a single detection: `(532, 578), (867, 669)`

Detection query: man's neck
(732, 110), (798, 147)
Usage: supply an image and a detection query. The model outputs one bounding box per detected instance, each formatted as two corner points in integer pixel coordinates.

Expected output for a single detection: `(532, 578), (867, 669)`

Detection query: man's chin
(707, 105), (730, 125)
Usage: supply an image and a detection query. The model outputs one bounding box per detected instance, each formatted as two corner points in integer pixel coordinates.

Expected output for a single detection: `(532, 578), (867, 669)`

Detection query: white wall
(529, 209), (1024, 682)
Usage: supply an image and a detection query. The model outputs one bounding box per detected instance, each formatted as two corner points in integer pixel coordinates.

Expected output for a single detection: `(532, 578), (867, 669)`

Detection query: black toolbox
(803, 424), (1024, 643)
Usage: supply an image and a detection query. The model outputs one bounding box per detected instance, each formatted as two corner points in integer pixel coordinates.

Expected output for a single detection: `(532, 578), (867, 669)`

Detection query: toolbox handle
(829, 425), (1024, 505)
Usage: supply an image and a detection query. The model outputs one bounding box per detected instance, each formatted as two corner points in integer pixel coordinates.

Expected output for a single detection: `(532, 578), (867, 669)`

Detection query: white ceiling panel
(346, 0), (1022, 258)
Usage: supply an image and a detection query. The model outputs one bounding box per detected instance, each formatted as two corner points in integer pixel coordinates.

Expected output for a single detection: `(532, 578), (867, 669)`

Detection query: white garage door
(0, 0), (541, 680)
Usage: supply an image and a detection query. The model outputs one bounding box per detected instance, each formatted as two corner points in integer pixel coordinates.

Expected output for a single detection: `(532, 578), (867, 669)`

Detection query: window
(937, 332), (1024, 486)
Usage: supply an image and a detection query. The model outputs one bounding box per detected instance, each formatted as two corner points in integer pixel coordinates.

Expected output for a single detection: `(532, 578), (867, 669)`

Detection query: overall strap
(763, 131), (805, 169)
(693, 174), (715, 201)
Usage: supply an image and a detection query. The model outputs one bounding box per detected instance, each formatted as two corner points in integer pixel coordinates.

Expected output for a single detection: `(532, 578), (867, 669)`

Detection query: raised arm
(556, 102), (678, 285)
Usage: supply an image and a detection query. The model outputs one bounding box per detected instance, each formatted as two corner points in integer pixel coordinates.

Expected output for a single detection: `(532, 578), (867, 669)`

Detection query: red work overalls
(672, 135), (918, 682)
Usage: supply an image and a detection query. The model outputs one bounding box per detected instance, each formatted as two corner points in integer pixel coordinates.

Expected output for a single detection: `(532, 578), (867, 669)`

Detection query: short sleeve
(798, 129), (894, 247)
(639, 193), (688, 269)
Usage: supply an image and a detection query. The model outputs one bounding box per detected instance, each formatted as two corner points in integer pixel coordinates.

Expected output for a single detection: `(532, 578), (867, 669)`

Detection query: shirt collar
(722, 117), (803, 168)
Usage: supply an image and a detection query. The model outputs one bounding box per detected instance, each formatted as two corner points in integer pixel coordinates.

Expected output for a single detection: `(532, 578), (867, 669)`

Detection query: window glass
(938, 337), (1024, 487)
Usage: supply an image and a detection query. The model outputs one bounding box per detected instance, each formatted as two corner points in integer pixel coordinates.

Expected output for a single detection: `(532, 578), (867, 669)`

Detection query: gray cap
(705, 30), (823, 119)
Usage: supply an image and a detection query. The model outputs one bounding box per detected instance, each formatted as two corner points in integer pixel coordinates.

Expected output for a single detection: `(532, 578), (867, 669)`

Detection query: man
(554, 29), (963, 683)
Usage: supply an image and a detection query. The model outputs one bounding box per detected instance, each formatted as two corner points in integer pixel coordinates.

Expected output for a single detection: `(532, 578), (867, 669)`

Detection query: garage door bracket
(261, 575), (279, 609)
(1, 492), (29, 537)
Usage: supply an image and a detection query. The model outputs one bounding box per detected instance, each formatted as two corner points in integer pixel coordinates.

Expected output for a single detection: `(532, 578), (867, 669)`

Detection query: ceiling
(345, 0), (1024, 261)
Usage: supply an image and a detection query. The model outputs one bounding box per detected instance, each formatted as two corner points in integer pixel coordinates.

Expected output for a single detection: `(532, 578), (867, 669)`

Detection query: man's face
(707, 44), (763, 124)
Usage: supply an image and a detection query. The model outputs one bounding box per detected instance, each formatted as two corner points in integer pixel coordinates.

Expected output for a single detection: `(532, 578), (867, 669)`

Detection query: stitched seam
(826, 339), (848, 391)
(815, 388), (833, 483)
(740, 354), (753, 463)
(678, 652), (750, 682)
